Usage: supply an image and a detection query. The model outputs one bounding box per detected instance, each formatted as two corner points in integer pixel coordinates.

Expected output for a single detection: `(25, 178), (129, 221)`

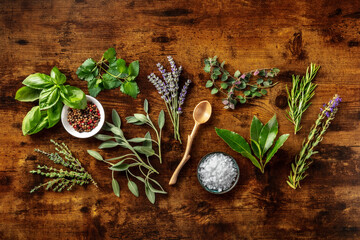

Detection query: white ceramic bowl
(61, 95), (105, 138)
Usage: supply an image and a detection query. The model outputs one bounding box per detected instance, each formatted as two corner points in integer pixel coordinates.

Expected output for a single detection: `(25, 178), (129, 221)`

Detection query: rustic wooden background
(1, 0), (359, 239)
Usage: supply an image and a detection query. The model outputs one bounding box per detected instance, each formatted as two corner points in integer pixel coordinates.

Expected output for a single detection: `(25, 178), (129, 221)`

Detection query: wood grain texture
(0, 0), (360, 239)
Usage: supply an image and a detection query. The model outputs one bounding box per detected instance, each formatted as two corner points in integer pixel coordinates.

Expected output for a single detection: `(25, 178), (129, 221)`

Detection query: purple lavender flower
(177, 79), (191, 114)
(321, 94), (342, 118)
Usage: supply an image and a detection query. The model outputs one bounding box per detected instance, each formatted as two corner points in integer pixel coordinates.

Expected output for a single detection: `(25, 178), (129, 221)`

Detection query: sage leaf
(95, 134), (114, 141)
(110, 162), (130, 171)
(50, 67), (66, 85)
(22, 73), (54, 89)
(128, 60), (139, 77)
(143, 132), (152, 148)
(147, 182), (167, 194)
(39, 86), (60, 110)
(265, 134), (289, 164)
(250, 116), (264, 158)
(133, 146), (155, 156)
(60, 85), (86, 109)
(15, 86), (41, 102)
(145, 185), (155, 204)
(47, 101), (63, 128)
(215, 128), (261, 170)
(144, 99), (149, 113)
(99, 141), (119, 149)
(134, 113), (148, 123)
(87, 150), (104, 161)
(125, 116), (141, 125)
(112, 178), (120, 197)
(259, 114), (278, 156)
(128, 180), (139, 197)
(110, 127), (123, 137)
(112, 109), (121, 128)
(127, 137), (148, 143)
(22, 106), (41, 135)
(158, 110), (165, 129)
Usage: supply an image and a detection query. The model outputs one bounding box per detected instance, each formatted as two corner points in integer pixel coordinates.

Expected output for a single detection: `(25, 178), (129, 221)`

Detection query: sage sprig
(216, 115), (289, 173)
(30, 140), (97, 193)
(76, 48), (140, 98)
(88, 101), (166, 204)
(204, 56), (280, 109)
(287, 94), (342, 189)
(286, 63), (320, 134)
(15, 67), (86, 135)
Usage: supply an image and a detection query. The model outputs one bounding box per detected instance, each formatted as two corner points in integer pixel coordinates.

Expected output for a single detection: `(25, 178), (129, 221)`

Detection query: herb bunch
(286, 63), (320, 134)
(204, 56), (280, 109)
(76, 48), (140, 98)
(148, 56), (191, 143)
(15, 67), (86, 135)
(216, 115), (289, 173)
(88, 101), (166, 204)
(287, 94), (342, 189)
(30, 140), (97, 193)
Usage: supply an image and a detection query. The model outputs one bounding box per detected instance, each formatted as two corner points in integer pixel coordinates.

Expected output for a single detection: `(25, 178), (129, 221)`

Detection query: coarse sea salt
(198, 153), (238, 192)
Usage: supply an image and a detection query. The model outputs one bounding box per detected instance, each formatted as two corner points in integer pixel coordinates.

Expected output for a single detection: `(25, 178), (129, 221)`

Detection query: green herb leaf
(133, 146), (155, 156)
(87, 150), (104, 161)
(221, 74), (228, 81)
(145, 185), (155, 204)
(15, 86), (42, 102)
(28, 115), (48, 135)
(143, 132), (152, 148)
(121, 81), (139, 99)
(250, 116), (264, 158)
(39, 86), (60, 110)
(22, 106), (41, 135)
(50, 67), (66, 85)
(221, 83), (228, 89)
(205, 80), (213, 88)
(211, 88), (219, 94)
(134, 113), (148, 123)
(204, 65), (211, 73)
(261, 89), (267, 95)
(99, 141), (119, 149)
(158, 110), (165, 129)
(112, 109), (121, 128)
(103, 48), (116, 61)
(110, 162), (130, 171)
(95, 134), (114, 141)
(147, 182), (167, 194)
(23, 73), (54, 89)
(47, 101), (62, 128)
(257, 79), (263, 84)
(125, 116), (143, 125)
(116, 59), (127, 73)
(234, 70), (241, 78)
(102, 74), (121, 89)
(60, 85), (86, 109)
(265, 134), (289, 164)
(127, 137), (148, 143)
(244, 90), (251, 96)
(112, 178), (120, 197)
(215, 128), (261, 170)
(144, 99), (149, 113)
(128, 60), (139, 77)
(258, 115), (278, 156)
(76, 58), (98, 81)
(110, 127), (123, 137)
(128, 180), (139, 197)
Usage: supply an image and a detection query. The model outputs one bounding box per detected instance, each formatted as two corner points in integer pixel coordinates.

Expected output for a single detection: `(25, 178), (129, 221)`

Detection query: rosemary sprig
(286, 63), (320, 134)
(287, 94), (342, 189)
(30, 140), (97, 193)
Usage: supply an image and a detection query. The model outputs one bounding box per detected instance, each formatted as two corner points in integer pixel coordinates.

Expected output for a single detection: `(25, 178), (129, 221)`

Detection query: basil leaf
(39, 86), (60, 110)
(112, 109), (121, 128)
(133, 146), (155, 156)
(50, 67), (66, 85)
(158, 110), (165, 129)
(265, 134), (289, 165)
(103, 48), (116, 61)
(121, 81), (139, 99)
(22, 106), (41, 135)
(87, 150), (104, 161)
(76, 58), (98, 81)
(60, 85), (86, 109)
(15, 86), (41, 102)
(22, 73), (54, 89)
(215, 127), (261, 170)
(102, 74), (121, 89)
(145, 185), (155, 204)
(28, 115), (48, 135)
(112, 178), (120, 197)
(116, 59), (127, 73)
(128, 60), (139, 77)
(128, 180), (139, 197)
(258, 115), (278, 156)
(47, 101), (62, 128)
(250, 116), (264, 158)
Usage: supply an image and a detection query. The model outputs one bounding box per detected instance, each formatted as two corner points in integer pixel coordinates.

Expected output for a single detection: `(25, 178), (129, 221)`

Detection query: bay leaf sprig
(287, 94), (342, 189)
(204, 56), (280, 109)
(87, 101), (166, 204)
(76, 48), (140, 98)
(30, 140), (97, 193)
(286, 63), (320, 134)
(216, 115), (289, 173)
(15, 67), (86, 135)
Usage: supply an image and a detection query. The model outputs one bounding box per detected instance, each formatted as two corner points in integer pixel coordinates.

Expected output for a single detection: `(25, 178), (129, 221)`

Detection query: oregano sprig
(204, 56), (280, 109)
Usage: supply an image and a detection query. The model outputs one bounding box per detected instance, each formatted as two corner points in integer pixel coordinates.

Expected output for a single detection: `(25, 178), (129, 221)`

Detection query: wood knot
(275, 95), (288, 109)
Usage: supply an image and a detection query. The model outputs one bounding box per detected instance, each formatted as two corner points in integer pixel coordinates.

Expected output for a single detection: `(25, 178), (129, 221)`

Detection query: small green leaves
(133, 146), (155, 156)
(145, 185), (155, 204)
(158, 110), (165, 129)
(211, 88), (219, 94)
(87, 150), (104, 161)
(15, 86), (41, 102)
(206, 80), (213, 88)
(103, 48), (116, 61)
(128, 180), (139, 197)
(144, 99), (149, 113)
(112, 178), (120, 197)
(134, 113), (148, 123)
(220, 83), (228, 89)
(112, 109), (121, 128)
(76, 58), (98, 81)
(234, 70), (241, 78)
(128, 60), (140, 77)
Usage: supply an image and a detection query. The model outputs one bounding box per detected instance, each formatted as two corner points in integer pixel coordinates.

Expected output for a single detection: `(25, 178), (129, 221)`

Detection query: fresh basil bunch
(15, 67), (86, 135)
(76, 48), (140, 98)
(216, 115), (289, 173)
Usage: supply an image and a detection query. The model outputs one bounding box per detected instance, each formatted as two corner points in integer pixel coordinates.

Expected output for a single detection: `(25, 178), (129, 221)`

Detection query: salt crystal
(198, 152), (238, 192)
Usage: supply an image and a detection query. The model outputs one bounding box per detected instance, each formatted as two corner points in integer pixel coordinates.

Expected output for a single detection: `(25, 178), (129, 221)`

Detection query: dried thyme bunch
(286, 63), (320, 134)
(287, 94), (342, 189)
(30, 140), (97, 193)
(88, 101), (166, 204)
(204, 56), (280, 109)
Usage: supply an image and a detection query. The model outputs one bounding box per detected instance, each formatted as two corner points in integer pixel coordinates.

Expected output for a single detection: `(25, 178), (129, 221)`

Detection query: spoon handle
(169, 123), (199, 185)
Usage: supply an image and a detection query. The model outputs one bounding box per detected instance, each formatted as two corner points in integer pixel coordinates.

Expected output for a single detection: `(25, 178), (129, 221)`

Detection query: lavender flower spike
(321, 94), (342, 118)
(177, 79), (191, 114)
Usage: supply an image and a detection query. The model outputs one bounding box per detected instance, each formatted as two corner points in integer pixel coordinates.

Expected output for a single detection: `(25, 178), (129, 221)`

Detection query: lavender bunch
(148, 56), (191, 143)
(287, 94), (342, 189)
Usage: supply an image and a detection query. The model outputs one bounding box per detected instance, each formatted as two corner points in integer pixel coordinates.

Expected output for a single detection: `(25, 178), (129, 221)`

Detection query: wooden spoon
(169, 100), (212, 185)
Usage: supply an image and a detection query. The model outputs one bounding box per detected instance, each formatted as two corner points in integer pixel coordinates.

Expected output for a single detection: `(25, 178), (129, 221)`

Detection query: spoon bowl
(193, 101), (212, 124)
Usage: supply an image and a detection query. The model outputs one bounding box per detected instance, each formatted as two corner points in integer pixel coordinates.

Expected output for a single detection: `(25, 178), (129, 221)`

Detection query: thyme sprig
(30, 140), (97, 193)
(286, 63), (320, 134)
(88, 100), (166, 204)
(204, 56), (280, 109)
(287, 94), (342, 189)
